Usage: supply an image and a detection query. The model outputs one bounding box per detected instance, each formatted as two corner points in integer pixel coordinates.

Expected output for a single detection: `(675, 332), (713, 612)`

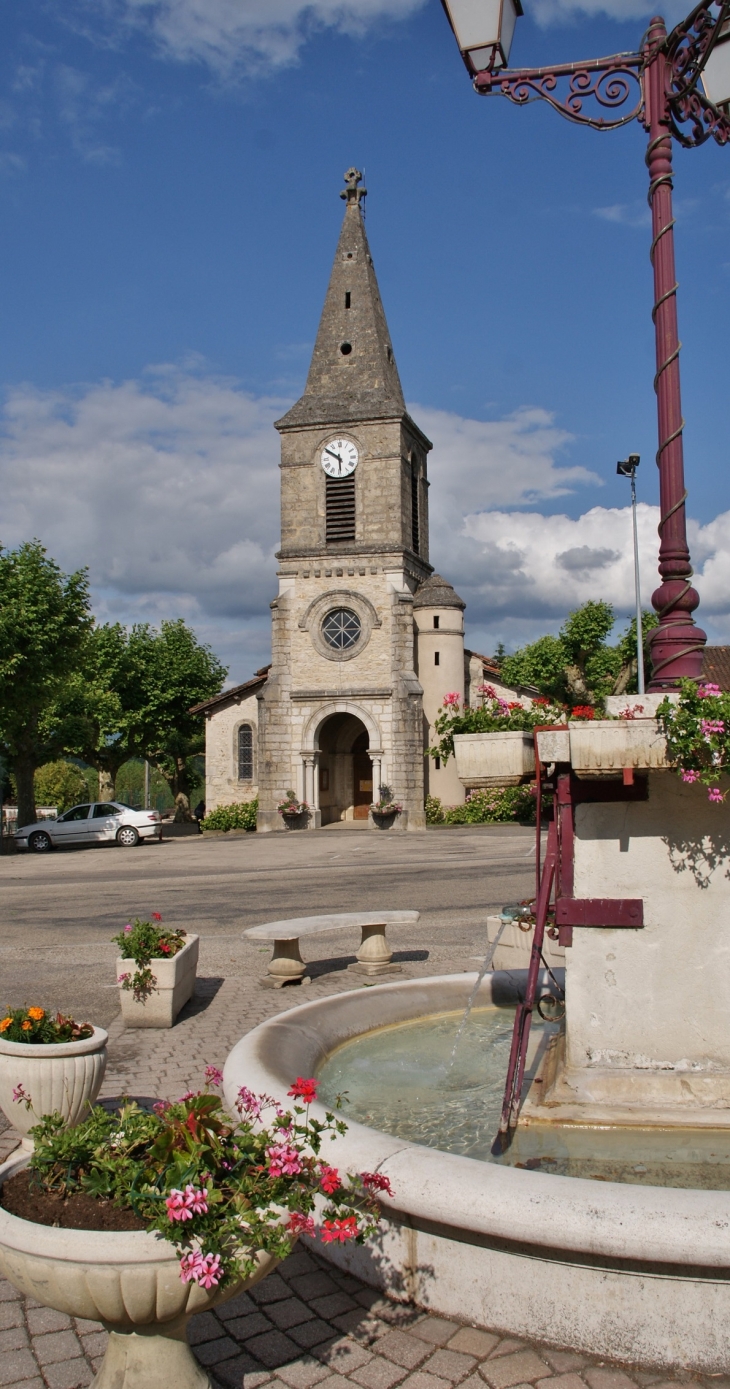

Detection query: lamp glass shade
(701, 20), (730, 107)
(442, 0), (521, 69)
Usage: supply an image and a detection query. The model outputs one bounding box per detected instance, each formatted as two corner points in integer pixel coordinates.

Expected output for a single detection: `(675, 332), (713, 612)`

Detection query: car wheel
(28, 831), (53, 853)
(116, 825), (140, 848)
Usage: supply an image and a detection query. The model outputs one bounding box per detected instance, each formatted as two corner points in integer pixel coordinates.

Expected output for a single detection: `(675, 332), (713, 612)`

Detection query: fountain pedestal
(524, 771), (730, 1126)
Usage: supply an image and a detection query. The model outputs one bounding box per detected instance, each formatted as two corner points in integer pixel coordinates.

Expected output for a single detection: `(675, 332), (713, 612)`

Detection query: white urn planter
(117, 935), (199, 1029)
(569, 719), (669, 777)
(453, 731), (535, 787)
(0, 1150), (278, 1389)
(0, 1028), (108, 1148)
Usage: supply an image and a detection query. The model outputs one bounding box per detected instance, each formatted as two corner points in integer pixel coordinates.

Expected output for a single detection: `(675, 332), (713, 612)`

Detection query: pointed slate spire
(276, 169), (406, 430)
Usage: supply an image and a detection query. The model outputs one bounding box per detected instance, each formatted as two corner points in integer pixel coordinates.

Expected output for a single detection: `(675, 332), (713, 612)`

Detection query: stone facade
(197, 171), (529, 829)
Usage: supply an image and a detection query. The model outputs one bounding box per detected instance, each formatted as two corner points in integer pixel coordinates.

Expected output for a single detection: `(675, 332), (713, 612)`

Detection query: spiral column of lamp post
(643, 16), (707, 687)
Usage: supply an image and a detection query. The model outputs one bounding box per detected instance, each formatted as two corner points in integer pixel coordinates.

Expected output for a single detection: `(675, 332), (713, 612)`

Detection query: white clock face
(321, 438), (359, 478)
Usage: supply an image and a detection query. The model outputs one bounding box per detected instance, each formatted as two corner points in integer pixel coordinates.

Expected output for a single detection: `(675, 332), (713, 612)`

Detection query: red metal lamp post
(441, 0), (730, 690)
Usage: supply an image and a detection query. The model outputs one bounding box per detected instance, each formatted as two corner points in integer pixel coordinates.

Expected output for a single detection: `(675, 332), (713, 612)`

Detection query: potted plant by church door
(370, 785), (403, 829)
(278, 792), (310, 830)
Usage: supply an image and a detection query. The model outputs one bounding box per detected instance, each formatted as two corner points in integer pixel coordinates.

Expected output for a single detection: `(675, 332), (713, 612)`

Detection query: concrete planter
(224, 974), (730, 1372)
(117, 935), (199, 1029)
(453, 731), (535, 787)
(370, 808), (401, 830)
(280, 810), (309, 831)
(0, 1150), (278, 1389)
(0, 1028), (108, 1147)
(569, 719), (669, 777)
(535, 727), (570, 765)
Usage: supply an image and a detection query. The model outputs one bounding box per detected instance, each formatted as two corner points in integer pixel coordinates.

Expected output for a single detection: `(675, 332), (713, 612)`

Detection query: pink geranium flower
(319, 1164), (340, 1194)
(267, 1143), (303, 1177)
(709, 787), (726, 803)
(699, 683), (721, 698)
(205, 1065), (224, 1088)
(442, 692), (461, 708)
(196, 1253), (222, 1289)
(701, 719), (725, 737)
(166, 1189), (194, 1222)
(681, 769), (700, 783)
(321, 1216), (359, 1243)
(179, 1251), (203, 1282)
(288, 1211), (316, 1237)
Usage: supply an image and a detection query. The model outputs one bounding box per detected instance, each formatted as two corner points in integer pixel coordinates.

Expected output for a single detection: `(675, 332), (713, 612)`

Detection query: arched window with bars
(237, 724), (254, 782)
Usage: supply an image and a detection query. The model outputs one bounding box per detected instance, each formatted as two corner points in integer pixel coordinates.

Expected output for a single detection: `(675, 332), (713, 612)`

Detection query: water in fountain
(317, 1006), (730, 1189)
(445, 914), (510, 1073)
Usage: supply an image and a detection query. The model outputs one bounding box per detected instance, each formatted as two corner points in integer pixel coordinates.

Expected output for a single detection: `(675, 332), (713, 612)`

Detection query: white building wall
(204, 691), (260, 810)
(415, 605), (465, 807)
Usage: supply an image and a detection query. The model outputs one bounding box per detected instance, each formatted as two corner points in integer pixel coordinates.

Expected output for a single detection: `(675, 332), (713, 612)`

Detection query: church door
(352, 735), (372, 820)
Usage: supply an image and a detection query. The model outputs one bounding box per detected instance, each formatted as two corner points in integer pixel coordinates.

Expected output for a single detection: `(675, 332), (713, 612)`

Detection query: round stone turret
(414, 575), (466, 807)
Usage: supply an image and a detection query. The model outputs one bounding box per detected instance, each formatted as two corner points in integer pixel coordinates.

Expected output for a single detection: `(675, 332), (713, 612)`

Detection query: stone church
(195, 170), (517, 830)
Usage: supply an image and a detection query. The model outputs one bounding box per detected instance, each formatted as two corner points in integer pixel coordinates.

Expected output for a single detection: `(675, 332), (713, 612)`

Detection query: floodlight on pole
(617, 455), (645, 695)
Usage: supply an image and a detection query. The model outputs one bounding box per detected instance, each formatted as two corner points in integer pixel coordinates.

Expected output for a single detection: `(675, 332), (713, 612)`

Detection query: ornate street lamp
(442, 0), (730, 690)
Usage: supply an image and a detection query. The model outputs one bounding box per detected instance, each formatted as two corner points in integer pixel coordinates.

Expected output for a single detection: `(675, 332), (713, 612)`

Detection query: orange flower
(21, 1021), (32, 1031)
(27, 1008), (44, 1021)
(0, 1019), (11, 1033)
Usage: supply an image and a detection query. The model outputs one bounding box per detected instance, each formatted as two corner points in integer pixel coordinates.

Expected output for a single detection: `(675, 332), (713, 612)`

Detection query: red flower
(319, 1164), (341, 1194)
(321, 1216), (359, 1243)
(570, 706), (595, 721)
(152, 912), (163, 921)
(288, 1211), (316, 1237)
(287, 1077), (318, 1104)
(361, 1171), (394, 1197)
(532, 697), (551, 706)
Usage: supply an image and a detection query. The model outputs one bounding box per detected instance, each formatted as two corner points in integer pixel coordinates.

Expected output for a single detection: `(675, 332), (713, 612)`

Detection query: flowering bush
(277, 792), (309, 816)
(568, 706), (596, 721)
(657, 680), (730, 804)
(26, 1073), (390, 1291)
(0, 1008), (93, 1045)
(111, 914), (187, 1002)
(201, 801), (258, 833)
(371, 784), (402, 815)
(428, 691), (565, 763)
(429, 785), (538, 826)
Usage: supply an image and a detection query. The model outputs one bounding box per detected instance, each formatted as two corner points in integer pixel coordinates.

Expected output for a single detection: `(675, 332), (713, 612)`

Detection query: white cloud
(1, 367), (726, 682)
(116, 0), (426, 77)
(594, 202), (651, 229)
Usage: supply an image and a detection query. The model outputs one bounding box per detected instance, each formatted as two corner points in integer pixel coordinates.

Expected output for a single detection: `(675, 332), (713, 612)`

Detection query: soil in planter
(1, 1170), (146, 1231)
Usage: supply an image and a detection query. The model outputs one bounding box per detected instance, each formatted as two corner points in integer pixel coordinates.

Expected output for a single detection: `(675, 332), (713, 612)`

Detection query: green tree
(501, 633), (567, 702)
(59, 624), (140, 801)
(127, 620), (226, 821)
(500, 600), (657, 707)
(0, 542), (92, 826)
(34, 760), (89, 813)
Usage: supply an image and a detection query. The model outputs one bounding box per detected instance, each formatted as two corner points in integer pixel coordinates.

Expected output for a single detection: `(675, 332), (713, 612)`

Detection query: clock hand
(324, 446), (342, 463)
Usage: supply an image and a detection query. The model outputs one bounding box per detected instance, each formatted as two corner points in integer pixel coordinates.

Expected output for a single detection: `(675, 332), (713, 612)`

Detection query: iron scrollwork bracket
(664, 0), (730, 146)
(474, 53), (643, 129)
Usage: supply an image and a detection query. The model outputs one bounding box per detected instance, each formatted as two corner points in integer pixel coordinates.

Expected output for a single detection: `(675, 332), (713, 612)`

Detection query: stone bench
(243, 911), (420, 987)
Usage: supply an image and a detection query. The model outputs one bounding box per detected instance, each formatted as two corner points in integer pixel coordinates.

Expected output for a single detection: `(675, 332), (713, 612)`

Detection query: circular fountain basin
(223, 972), (730, 1372)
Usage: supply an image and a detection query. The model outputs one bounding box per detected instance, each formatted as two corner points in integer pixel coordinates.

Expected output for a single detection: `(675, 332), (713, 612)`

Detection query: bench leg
(268, 938), (306, 987)
(353, 923), (401, 976)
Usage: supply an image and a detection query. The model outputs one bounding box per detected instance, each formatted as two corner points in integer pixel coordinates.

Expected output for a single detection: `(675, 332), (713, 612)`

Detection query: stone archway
(302, 706), (382, 826)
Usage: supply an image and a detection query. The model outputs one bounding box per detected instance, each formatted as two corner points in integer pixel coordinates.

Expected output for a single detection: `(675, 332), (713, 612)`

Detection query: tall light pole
(440, 0), (730, 691)
(617, 455), (645, 695)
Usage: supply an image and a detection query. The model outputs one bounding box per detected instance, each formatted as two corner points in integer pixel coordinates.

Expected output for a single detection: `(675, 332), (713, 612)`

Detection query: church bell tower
(256, 170), (434, 831)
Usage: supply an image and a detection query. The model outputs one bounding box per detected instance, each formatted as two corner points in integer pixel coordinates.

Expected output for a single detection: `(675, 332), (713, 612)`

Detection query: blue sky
(1, 0), (729, 682)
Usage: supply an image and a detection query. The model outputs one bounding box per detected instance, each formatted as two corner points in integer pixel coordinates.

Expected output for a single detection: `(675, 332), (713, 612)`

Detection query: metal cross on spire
(340, 168), (367, 205)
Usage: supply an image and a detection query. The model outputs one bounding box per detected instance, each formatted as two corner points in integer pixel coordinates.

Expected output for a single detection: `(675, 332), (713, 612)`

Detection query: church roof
(189, 668), (269, 716)
(275, 170), (409, 432)
(701, 646), (730, 691)
(413, 573), (466, 611)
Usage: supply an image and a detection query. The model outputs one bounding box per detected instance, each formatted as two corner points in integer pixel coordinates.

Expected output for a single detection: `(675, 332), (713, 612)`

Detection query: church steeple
(276, 170), (406, 430)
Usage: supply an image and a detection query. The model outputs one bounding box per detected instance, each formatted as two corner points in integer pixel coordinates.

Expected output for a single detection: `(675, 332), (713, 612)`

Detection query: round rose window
(321, 608), (362, 651)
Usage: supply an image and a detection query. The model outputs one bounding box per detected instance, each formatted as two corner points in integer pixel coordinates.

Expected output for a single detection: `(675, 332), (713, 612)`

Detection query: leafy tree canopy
(501, 601), (658, 707)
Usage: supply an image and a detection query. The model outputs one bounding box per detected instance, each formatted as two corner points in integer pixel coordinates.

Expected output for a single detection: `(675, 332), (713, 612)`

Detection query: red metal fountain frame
(475, 0), (730, 692)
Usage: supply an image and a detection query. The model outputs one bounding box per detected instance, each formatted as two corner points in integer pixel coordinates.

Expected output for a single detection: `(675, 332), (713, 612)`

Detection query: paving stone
(79, 1331), (108, 1360)
(26, 1308), (71, 1336)
(280, 1254), (320, 1279)
(226, 1313), (276, 1341)
(397, 1372), (452, 1389)
(30, 1330), (83, 1366)
(218, 1293), (258, 1322)
(289, 1275), (340, 1302)
(311, 1295), (358, 1321)
(0, 1304), (24, 1331)
(318, 1377), (353, 1389)
(191, 1312), (231, 1345)
(73, 1319), (102, 1336)
(421, 1349), (477, 1382)
(246, 1331), (302, 1369)
(0, 1330), (28, 1353)
(646, 1383), (704, 1389)
(313, 1336), (374, 1374)
(332, 1311), (388, 1344)
(378, 1332), (432, 1371)
(276, 1355), (331, 1388)
(350, 1355), (409, 1389)
(480, 1351), (553, 1389)
(540, 1355), (590, 1375)
(37, 1360), (93, 1389)
(536, 1375), (588, 1389)
(411, 1322), (462, 1349)
(631, 1376), (665, 1386)
(288, 1321), (338, 1351)
(488, 1345), (529, 1363)
(205, 1354), (268, 1389)
(2, 1379), (44, 1389)
(252, 1277), (298, 1306)
(0, 1285), (21, 1304)
(447, 1331), (500, 1360)
(194, 1335), (241, 1365)
(584, 1371), (638, 1389)
(267, 1300), (315, 1331)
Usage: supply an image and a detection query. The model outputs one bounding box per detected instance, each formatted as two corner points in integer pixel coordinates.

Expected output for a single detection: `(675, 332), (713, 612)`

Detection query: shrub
(443, 785), (537, 825)
(201, 800), (258, 832)
(33, 761), (89, 814)
(658, 679), (730, 803)
(425, 794), (445, 824)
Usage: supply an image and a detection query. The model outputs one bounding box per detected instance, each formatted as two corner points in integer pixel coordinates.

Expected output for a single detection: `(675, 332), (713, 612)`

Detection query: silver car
(15, 802), (162, 853)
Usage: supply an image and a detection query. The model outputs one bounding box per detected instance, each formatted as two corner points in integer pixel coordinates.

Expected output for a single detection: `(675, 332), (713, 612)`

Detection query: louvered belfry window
(411, 465), (420, 553)
(238, 724), (254, 781)
(326, 475), (356, 543)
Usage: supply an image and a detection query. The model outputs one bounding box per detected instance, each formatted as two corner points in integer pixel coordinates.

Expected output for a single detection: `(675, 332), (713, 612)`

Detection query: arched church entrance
(316, 713), (373, 825)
